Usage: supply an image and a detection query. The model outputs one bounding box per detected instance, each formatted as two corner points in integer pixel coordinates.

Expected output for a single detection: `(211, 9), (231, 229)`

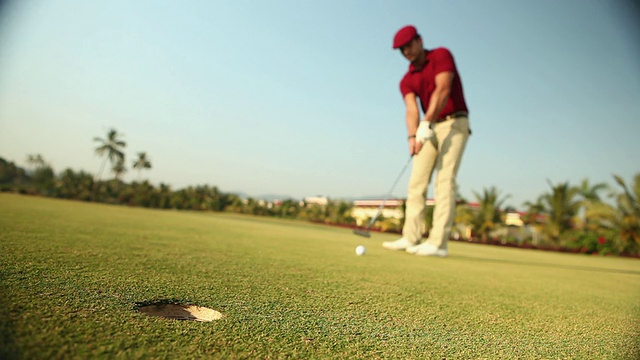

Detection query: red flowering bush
(564, 231), (618, 255)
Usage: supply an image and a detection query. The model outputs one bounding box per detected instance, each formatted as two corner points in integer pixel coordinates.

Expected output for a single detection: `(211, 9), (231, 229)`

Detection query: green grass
(1, 193), (639, 359)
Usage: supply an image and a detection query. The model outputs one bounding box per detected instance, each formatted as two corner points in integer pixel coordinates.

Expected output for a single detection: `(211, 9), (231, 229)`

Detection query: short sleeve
(399, 76), (413, 97)
(432, 48), (455, 75)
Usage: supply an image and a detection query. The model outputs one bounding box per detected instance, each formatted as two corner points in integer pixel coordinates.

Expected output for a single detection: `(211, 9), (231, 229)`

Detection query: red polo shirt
(399, 48), (468, 119)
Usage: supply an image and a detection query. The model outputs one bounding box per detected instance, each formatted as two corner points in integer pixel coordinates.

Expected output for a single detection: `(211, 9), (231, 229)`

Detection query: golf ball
(355, 245), (366, 256)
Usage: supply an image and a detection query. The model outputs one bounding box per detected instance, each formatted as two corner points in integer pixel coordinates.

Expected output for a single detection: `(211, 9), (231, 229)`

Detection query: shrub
(563, 230), (618, 255)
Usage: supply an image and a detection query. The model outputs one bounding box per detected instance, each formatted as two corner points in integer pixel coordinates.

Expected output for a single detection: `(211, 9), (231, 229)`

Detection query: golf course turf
(1, 193), (639, 359)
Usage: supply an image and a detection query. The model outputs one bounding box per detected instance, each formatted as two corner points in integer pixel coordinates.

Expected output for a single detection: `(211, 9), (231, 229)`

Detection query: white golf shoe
(406, 243), (448, 257)
(382, 238), (415, 251)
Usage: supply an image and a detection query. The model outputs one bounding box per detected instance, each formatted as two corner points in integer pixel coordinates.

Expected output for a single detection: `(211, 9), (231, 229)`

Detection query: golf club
(353, 155), (413, 237)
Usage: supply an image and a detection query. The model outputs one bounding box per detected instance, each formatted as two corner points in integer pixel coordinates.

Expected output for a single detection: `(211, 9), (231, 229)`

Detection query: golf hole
(138, 303), (222, 322)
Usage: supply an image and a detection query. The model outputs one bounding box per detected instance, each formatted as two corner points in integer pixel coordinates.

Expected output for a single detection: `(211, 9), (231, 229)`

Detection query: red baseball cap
(393, 25), (418, 49)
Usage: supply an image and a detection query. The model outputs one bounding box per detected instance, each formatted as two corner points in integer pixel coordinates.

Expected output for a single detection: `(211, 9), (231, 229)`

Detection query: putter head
(353, 229), (371, 238)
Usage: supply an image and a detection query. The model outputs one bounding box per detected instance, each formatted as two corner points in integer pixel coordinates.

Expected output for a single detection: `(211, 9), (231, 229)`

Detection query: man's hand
(408, 137), (423, 156)
(416, 120), (434, 144)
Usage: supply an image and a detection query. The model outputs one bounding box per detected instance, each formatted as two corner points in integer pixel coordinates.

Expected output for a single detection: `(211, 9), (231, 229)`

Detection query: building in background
(303, 196), (329, 206)
(351, 199), (405, 228)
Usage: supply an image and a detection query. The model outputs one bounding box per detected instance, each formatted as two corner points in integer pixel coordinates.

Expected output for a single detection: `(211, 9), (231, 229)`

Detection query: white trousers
(402, 117), (470, 249)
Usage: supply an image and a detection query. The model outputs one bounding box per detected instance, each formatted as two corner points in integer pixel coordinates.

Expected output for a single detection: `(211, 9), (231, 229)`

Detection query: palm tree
(93, 129), (126, 200)
(578, 179), (608, 202)
(26, 154), (45, 173)
(539, 180), (581, 242)
(93, 128), (126, 185)
(132, 152), (152, 182)
(112, 158), (127, 181)
(587, 173), (640, 254)
(577, 178), (608, 231)
(472, 186), (510, 241)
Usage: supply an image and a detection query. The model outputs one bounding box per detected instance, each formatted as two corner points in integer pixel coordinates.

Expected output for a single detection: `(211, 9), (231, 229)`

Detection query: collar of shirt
(408, 49), (431, 73)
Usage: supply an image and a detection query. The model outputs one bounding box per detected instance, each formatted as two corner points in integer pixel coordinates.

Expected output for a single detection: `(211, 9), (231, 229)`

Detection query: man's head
(393, 25), (423, 63)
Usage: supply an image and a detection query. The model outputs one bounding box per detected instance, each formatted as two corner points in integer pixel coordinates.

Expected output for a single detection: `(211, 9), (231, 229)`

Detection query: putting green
(1, 193), (639, 359)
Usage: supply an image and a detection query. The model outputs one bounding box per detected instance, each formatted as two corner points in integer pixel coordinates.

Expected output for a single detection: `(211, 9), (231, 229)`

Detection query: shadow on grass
(0, 285), (21, 360)
(450, 255), (640, 276)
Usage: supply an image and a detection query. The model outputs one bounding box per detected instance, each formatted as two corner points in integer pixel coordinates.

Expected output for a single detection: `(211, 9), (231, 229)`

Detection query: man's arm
(423, 71), (454, 122)
(406, 71), (454, 155)
(404, 92), (421, 155)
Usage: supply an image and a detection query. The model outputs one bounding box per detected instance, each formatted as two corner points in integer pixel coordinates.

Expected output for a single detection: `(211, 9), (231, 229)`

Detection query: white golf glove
(415, 121), (434, 144)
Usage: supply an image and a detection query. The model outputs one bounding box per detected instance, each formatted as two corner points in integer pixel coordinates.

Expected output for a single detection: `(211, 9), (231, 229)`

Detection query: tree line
(455, 178), (639, 257)
(1, 128), (638, 256)
(0, 129), (356, 221)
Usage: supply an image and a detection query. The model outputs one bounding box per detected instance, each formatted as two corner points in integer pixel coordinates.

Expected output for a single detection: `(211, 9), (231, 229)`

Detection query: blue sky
(1, 0), (638, 208)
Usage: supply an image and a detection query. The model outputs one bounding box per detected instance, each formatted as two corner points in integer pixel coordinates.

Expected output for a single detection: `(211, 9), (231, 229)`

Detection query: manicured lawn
(1, 193), (639, 359)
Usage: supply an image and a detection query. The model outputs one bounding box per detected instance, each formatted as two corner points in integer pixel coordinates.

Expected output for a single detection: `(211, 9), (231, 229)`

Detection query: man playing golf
(382, 25), (470, 257)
